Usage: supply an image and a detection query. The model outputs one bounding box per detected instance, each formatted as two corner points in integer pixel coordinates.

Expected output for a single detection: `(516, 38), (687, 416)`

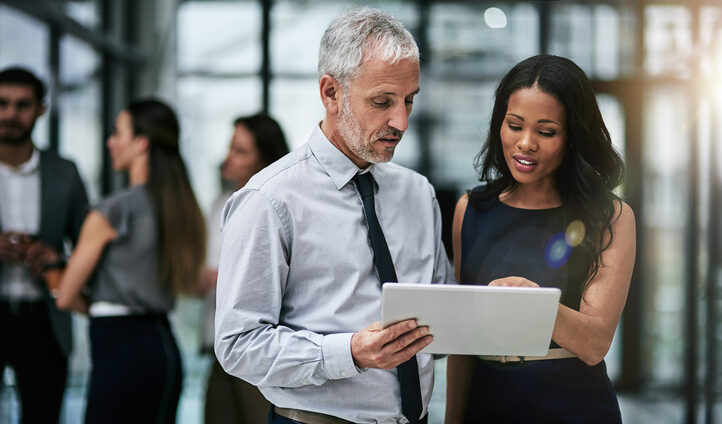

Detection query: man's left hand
(24, 241), (61, 276)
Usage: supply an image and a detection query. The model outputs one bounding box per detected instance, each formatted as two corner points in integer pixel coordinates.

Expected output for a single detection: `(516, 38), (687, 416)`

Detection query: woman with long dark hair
(445, 55), (636, 423)
(201, 113), (289, 424)
(55, 98), (206, 423)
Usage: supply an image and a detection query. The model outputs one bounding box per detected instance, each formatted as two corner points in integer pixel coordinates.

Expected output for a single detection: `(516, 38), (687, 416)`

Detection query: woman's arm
(490, 201), (635, 365)
(55, 210), (117, 312)
(551, 201), (636, 365)
(444, 194), (475, 424)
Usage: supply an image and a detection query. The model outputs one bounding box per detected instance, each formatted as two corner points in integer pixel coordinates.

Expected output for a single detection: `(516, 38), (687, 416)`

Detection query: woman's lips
(512, 154), (537, 173)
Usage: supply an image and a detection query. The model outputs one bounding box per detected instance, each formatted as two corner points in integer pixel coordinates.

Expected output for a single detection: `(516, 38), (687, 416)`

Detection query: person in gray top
(55, 99), (206, 424)
(215, 7), (454, 424)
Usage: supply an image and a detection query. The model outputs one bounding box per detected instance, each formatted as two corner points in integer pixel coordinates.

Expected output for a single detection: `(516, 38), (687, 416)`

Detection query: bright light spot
(565, 220), (586, 247)
(546, 233), (571, 269)
(484, 7), (507, 29)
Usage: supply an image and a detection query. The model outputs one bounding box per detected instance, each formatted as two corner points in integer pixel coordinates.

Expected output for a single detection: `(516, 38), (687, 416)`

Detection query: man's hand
(488, 276), (539, 288)
(351, 319), (432, 370)
(0, 232), (32, 263)
(24, 240), (61, 276)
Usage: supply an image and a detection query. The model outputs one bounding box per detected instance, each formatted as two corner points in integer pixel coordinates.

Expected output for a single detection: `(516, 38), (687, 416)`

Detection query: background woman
(55, 98), (206, 424)
(445, 54), (636, 423)
(201, 113), (289, 424)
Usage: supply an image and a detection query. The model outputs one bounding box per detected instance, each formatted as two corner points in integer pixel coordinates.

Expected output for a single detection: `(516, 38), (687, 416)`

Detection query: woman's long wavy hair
(471, 54), (625, 291)
(125, 99), (206, 295)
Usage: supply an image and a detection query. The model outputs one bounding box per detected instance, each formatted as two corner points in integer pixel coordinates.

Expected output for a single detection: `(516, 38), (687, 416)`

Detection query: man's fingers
(384, 325), (430, 354)
(375, 319), (417, 344)
(382, 335), (434, 369)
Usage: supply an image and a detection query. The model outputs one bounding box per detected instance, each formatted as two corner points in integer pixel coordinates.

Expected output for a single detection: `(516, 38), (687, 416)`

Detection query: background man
(0, 67), (88, 423)
(215, 7), (453, 424)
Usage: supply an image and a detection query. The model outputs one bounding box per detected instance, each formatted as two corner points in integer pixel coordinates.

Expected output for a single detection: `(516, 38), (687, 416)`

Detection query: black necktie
(353, 172), (423, 423)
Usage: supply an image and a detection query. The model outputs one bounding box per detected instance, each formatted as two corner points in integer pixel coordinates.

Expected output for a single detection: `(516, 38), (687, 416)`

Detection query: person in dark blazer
(0, 67), (88, 423)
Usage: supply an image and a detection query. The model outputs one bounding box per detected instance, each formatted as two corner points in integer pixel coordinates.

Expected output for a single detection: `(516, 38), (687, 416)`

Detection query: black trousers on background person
(0, 300), (68, 424)
(85, 315), (182, 424)
(205, 357), (270, 423)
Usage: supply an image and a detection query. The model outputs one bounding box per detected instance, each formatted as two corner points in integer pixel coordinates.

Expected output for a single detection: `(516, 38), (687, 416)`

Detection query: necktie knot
(353, 172), (375, 200)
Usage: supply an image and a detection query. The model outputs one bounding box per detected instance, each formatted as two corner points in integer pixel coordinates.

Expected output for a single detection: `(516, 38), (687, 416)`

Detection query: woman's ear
(133, 134), (150, 154)
(319, 75), (342, 115)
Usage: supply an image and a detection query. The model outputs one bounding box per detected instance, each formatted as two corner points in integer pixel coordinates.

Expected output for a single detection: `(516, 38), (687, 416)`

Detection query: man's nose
(388, 103), (409, 132)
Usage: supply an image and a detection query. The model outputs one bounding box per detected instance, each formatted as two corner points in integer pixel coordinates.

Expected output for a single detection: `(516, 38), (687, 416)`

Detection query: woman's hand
(488, 276), (540, 288)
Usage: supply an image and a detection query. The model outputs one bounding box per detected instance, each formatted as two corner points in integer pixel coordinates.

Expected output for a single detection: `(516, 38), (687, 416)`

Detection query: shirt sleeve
(214, 189), (360, 388)
(94, 192), (129, 239)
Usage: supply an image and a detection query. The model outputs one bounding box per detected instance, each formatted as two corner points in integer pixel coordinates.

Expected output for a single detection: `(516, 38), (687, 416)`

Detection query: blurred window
(0, 5), (50, 149)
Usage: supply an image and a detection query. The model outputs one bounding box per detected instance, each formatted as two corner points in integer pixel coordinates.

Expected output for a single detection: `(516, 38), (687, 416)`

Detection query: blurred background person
(445, 54), (635, 423)
(201, 113), (289, 424)
(0, 66), (88, 424)
(54, 98), (206, 424)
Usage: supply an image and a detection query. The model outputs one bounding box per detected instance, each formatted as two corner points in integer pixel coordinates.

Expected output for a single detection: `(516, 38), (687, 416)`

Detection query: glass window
(269, 78), (325, 150)
(641, 85), (690, 390)
(177, 1), (261, 75)
(425, 79), (496, 189)
(64, 0), (100, 30)
(58, 35), (103, 203)
(0, 5), (51, 149)
(428, 3), (538, 79)
(644, 5), (693, 78)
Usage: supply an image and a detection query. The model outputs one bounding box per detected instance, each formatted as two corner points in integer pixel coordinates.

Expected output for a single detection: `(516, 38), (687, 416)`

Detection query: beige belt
(273, 406), (354, 424)
(478, 348), (575, 363)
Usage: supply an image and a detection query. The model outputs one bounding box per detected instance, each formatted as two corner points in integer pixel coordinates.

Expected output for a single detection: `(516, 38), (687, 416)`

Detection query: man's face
(0, 84), (44, 146)
(336, 56), (419, 167)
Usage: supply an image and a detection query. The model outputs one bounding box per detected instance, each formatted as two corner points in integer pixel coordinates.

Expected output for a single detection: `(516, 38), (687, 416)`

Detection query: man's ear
(319, 75), (341, 115)
(36, 103), (47, 119)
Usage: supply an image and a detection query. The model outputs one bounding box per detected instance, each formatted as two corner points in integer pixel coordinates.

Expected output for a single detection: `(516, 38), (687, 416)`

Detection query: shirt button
(341, 371), (348, 377)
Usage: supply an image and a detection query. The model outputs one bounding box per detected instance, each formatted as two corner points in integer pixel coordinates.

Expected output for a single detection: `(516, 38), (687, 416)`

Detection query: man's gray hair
(318, 7), (419, 89)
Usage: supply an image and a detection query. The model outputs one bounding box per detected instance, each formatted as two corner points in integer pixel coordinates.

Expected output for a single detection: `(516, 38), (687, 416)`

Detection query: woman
(55, 99), (206, 423)
(201, 113), (289, 424)
(445, 55), (636, 423)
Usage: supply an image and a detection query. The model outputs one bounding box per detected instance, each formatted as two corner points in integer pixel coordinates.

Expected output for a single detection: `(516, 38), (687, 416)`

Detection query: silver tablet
(381, 283), (561, 356)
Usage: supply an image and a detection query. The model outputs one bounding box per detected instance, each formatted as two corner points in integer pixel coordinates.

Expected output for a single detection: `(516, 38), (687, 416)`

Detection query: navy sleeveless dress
(459, 186), (622, 423)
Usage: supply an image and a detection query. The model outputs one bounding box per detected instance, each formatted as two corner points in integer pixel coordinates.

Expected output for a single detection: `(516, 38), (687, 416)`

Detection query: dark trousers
(268, 408), (302, 424)
(85, 315), (182, 424)
(205, 357), (270, 424)
(0, 300), (68, 424)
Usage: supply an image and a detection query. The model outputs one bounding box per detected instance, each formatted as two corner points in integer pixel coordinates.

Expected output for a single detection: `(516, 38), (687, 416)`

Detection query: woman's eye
(507, 123), (522, 131)
(539, 130), (556, 137)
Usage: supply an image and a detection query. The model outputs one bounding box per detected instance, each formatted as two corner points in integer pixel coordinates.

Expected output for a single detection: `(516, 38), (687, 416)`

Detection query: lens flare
(565, 220), (586, 247)
(546, 233), (571, 268)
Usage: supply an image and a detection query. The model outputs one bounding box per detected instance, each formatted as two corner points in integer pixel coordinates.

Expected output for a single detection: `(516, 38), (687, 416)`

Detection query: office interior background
(0, 0), (721, 423)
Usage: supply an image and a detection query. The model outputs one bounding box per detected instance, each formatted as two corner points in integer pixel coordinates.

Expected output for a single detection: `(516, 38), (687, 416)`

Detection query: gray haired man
(215, 7), (453, 423)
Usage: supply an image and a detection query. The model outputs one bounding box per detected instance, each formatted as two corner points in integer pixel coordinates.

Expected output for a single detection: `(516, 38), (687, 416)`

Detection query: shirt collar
(0, 147), (40, 176)
(308, 123), (376, 190)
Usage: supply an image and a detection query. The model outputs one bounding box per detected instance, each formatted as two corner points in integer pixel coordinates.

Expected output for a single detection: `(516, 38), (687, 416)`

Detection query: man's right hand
(351, 319), (432, 370)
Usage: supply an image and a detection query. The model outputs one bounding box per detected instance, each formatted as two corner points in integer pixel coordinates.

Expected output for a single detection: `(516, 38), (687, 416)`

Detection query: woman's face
(107, 110), (144, 171)
(221, 123), (263, 189)
(500, 84), (567, 189)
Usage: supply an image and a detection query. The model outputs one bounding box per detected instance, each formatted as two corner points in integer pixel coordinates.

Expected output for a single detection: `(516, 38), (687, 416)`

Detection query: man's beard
(0, 120), (34, 146)
(337, 97), (401, 165)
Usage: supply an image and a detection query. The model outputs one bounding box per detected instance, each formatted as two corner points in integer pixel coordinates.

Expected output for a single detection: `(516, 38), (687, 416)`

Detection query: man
(215, 7), (453, 424)
(0, 67), (88, 423)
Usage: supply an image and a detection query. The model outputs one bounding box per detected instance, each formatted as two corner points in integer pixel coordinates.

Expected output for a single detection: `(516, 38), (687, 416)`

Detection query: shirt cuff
(322, 332), (362, 380)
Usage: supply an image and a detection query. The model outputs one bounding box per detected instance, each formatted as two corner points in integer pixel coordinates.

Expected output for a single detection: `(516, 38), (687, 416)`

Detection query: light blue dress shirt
(215, 125), (454, 423)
